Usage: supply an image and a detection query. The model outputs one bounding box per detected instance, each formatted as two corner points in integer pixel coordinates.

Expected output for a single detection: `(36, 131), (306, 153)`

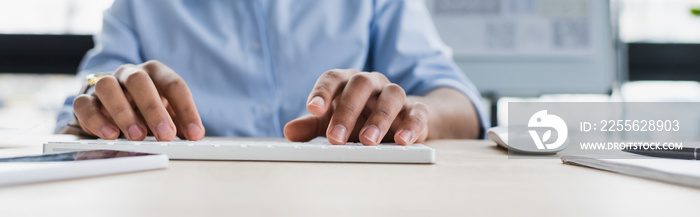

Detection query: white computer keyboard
(43, 138), (435, 164)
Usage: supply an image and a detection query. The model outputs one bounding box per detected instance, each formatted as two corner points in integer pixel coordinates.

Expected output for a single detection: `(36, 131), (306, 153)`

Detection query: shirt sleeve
(55, 0), (143, 133)
(368, 0), (491, 138)
(78, 0), (143, 76)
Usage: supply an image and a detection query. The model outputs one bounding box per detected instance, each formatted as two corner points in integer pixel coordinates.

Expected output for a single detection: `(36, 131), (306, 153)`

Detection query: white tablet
(0, 150), (168, 187)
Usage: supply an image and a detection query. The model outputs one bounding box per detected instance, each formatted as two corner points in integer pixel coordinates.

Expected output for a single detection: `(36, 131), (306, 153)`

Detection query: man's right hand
(72, 60), (205, 141)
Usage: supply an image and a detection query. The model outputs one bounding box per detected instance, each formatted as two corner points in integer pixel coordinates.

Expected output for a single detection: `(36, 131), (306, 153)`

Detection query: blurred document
(563, 153), (700, 189)
(430, 0), (594, 57)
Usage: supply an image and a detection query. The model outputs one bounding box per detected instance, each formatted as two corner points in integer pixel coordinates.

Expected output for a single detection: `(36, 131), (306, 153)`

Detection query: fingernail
(156, 122), (174, 140)
(101, 126), (118, 139)
(187, 123), (203, 140)
(128, 124), (143, 140)
(398, 130), (414, 144)
(308, 96), (324, 108)
(362, 125), (380, 145)
(328, 125), (347, 144)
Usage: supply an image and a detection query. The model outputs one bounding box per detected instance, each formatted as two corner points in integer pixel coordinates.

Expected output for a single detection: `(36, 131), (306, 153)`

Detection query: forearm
(408, 87), (481, 140)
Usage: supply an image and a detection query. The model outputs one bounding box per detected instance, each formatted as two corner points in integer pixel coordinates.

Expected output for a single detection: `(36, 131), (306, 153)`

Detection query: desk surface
(0, 136), (699, 217)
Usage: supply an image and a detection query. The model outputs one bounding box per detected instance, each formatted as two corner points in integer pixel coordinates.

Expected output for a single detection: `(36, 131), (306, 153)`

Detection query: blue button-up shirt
(58, 0), (490, 138)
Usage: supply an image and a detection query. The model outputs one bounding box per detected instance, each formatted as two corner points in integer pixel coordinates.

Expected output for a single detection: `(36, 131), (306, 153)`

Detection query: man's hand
(284, 69), (430, 146)
(72, 60), (205, 141)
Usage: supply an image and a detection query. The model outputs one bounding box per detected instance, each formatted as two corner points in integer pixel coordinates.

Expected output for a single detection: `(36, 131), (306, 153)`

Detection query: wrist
(413, 88), (481, 140)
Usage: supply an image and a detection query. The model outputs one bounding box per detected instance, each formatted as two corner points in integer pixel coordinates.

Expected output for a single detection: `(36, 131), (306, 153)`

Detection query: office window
(0, 0), (114, 35)
(619, 0), (700, 43)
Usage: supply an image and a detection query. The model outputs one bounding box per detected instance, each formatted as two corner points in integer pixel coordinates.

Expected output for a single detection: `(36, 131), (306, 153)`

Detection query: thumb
(283, 115), (322, 142)
(284, 109), (333, 142)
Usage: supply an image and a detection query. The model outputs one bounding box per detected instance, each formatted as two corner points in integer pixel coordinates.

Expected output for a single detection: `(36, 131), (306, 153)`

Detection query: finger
(141, 60), (204, 141)
(164, 97), (187, 140)
(283, 109), (333, 142)
(306, 69), (356, 116)
(114, 64), (176, 141)
(326, 72), (385, 145)
(394, 102), (429, 146)
(359, 84), (406, 146)
(119, 90), (151, 137)
(73, 94), (120, 140)
(94, 75), (147, 141)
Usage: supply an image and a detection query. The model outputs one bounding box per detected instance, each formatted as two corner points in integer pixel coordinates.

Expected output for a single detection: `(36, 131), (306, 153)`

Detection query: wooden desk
(0, 136), (698, 217)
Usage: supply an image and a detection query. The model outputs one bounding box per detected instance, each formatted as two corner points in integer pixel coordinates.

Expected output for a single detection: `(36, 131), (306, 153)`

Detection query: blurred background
(0, 0), (699, 138)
